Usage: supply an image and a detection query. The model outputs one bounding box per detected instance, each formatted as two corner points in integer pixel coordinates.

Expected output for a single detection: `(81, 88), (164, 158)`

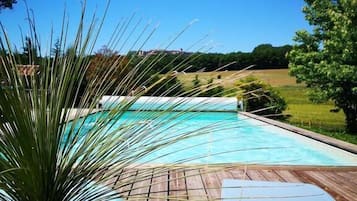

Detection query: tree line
(12, 40), (292, 72)
(128, 44), (292, 73)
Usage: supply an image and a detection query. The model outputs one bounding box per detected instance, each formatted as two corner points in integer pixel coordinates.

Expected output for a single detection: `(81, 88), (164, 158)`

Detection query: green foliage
(0, 4), (221, 200)
(236, 76), (287, 118)
(277, 86), (346, 128)
(192, 74), (200, 88)
(252, 44), (292, 68)
(51, 39), (62, 58)
(145, 74), (185, 96)
(86, 46), (130, 94)
(201, 78), (224, 97)
(129, 44), (291, 73)
(129, 53), (187, 74)
(288, 0), (357, 132)
(190, 75), (224, 97)
(0, 0), (16, 10)
(15, 37), (40, 64)
(187, 44), (291, 71)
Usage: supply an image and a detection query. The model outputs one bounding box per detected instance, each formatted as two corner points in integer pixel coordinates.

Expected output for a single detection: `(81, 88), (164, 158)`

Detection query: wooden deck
(110, 165), (357, 201)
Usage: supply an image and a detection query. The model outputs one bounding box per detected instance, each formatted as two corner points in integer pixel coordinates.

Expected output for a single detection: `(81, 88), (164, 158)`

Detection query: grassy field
(177, 69), (298, 89)
(277, 85), (357, 143)
(178, 69), (357, 144)
(277, 85), (356, 143)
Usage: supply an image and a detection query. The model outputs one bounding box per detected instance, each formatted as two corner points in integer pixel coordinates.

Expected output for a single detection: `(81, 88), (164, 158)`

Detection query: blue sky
(0, 0), (311, 54)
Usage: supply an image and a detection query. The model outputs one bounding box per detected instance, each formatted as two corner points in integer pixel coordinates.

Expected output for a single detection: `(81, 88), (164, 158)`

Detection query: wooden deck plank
(200, 168), (221, 200)
(215, 169), (234, 182)
(115, 166), (357, 201)
(229, 169), (249, 180)
(336, 171), (357, 185)
(115, 169), (138, 200)
(320, 171), (357, 197)
(291, 170), (344, 200)
(274, 170), (302, 182)
(259, 169), (285, 182)
(148, 169), (169, 201)
(302, 171), (353, 201)
(185, 169), (208, 200)
(246, 169), (266, 181)
(168, 169), (188, 200)
(128, 169), (153, 201)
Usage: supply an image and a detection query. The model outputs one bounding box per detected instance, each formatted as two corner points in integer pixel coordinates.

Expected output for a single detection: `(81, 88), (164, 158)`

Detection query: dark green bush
(236, 76), (287, 118)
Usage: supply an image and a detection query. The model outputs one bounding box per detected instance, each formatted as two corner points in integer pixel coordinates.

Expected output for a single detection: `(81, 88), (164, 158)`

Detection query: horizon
(0, 0), (312, 55)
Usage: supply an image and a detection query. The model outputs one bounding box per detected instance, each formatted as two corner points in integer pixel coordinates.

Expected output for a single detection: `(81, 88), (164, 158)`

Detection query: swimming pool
(75, 111), (357, 166)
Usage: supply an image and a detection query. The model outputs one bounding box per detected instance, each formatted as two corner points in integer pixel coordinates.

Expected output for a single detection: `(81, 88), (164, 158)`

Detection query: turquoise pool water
(76, 111), (357, 166)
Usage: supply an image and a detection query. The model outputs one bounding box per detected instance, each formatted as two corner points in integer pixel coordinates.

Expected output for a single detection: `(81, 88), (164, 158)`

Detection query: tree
(86, 46), (130, 94)
(236, 76), (287, 119)
(252, 44), (274, 67)
(252, 44), (292, 68)
(288, 0), (357, 133)
(0, 0), (16, 10)
(145, 74), (184, 96)
(22, 36), (38, 64)
(51, 39), (62, 58)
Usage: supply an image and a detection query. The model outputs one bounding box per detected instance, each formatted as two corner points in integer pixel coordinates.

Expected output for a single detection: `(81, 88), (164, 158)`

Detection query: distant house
(16, 65), (39, 76)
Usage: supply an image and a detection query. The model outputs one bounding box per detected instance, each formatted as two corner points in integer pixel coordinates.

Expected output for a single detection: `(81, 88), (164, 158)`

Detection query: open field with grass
(177, 69), (299, 89)
(277, 86), (357, 143)
(276, 85), (343, 123)
(179, 69), (357, 144)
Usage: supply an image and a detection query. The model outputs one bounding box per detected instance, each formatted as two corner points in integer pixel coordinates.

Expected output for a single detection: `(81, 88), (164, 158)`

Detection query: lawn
(277, 86), (357, 144)
(276, 85), (345, 130)
(178, 69), (357, 144)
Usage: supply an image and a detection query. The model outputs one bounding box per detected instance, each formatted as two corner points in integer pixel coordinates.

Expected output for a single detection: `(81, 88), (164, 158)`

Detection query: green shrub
(236, 76), (287, 118)
(191, 75), (224, 97)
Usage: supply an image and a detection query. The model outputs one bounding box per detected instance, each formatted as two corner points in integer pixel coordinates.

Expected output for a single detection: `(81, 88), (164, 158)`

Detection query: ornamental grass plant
(0, 2), (242, 200)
